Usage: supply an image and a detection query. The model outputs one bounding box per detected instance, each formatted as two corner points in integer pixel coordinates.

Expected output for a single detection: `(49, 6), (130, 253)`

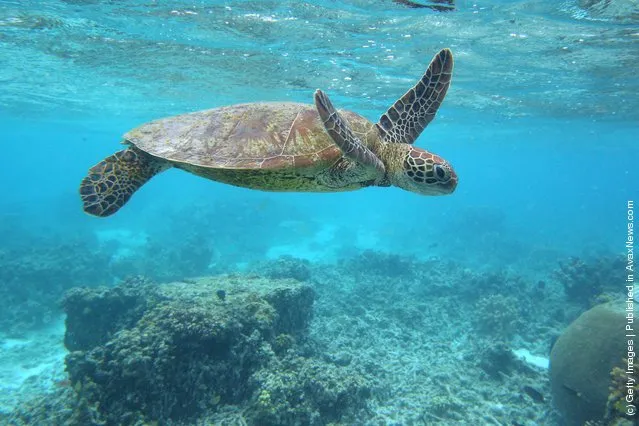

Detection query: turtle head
(387, 145), (457, 195)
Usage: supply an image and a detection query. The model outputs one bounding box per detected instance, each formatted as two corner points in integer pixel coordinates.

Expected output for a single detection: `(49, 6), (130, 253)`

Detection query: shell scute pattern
(127, 103), (349, 171)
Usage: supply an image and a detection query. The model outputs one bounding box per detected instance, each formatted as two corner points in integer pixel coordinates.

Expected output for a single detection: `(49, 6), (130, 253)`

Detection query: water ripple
(0, 0), (637, 121)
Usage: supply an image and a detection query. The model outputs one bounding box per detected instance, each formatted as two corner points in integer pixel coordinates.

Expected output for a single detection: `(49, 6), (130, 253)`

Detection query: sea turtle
(80, 48), (457, 217)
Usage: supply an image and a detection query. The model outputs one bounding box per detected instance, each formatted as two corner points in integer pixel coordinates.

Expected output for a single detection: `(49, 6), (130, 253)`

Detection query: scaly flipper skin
(314, 89), (386, 175)
(377, 48), (453, 144)
(79, 147), (169, 217)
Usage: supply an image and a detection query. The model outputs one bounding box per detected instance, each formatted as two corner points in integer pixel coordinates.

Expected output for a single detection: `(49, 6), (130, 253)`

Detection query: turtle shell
(124, 102), (374, 171)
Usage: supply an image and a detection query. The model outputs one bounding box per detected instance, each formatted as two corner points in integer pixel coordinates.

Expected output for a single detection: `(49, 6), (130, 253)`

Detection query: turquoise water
(1, 0), (638, 424)
(2, 0), (636, 251)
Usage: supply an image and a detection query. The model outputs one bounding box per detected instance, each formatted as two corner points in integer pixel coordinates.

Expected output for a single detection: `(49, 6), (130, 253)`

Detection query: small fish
(522, 385), (545, 403)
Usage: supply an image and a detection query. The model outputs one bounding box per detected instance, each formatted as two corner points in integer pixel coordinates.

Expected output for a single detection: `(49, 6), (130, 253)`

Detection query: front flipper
(377, 48), (453, 144)
(79, 147), (169, 217)
(314, 89), (385, 175)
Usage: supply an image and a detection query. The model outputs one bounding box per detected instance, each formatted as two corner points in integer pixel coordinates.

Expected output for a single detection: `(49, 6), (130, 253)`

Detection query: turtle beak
(444, 168), (458, 193)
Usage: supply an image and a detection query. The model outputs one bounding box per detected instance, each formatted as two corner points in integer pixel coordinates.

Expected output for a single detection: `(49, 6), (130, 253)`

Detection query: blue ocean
(1, 1), (637, 425)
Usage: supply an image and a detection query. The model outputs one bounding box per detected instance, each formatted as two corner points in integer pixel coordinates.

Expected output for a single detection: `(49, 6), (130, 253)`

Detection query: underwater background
(0, 0), (638, 425)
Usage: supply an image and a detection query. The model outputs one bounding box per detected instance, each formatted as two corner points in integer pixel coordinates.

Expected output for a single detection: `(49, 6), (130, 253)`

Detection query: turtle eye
(434, 164), (450, 182)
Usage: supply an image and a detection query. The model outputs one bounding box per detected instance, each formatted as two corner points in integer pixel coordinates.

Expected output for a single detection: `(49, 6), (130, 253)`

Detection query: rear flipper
(79, 147), (169, 217)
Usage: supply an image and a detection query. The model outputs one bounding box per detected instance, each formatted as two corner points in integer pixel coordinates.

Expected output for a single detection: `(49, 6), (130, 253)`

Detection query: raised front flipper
(314, 89), (385, 175)
(377, 48), (453, 145)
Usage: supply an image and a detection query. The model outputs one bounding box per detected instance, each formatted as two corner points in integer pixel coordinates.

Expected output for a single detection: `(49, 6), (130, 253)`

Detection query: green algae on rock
(550, 302), (635, 426)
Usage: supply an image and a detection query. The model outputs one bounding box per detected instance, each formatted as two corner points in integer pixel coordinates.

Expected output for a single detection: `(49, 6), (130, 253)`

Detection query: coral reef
(550, 302), (630, 425)
(603, 361), (638, 426)
(62, 276), (154, 351)
(310, 254), (555, 425)
(477, 342), (521, 379)
(252, 255), (312, 282)
(462, 269), (527, 301)
(64, 275), (315, 424)
(474, 294), (521, 339)
(249, 356), (370, 425)
(338, 250), (418, 279)
(553, 255), (626, 305)
(3, 248), (584, 425)
(8, 273), (370, 425)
